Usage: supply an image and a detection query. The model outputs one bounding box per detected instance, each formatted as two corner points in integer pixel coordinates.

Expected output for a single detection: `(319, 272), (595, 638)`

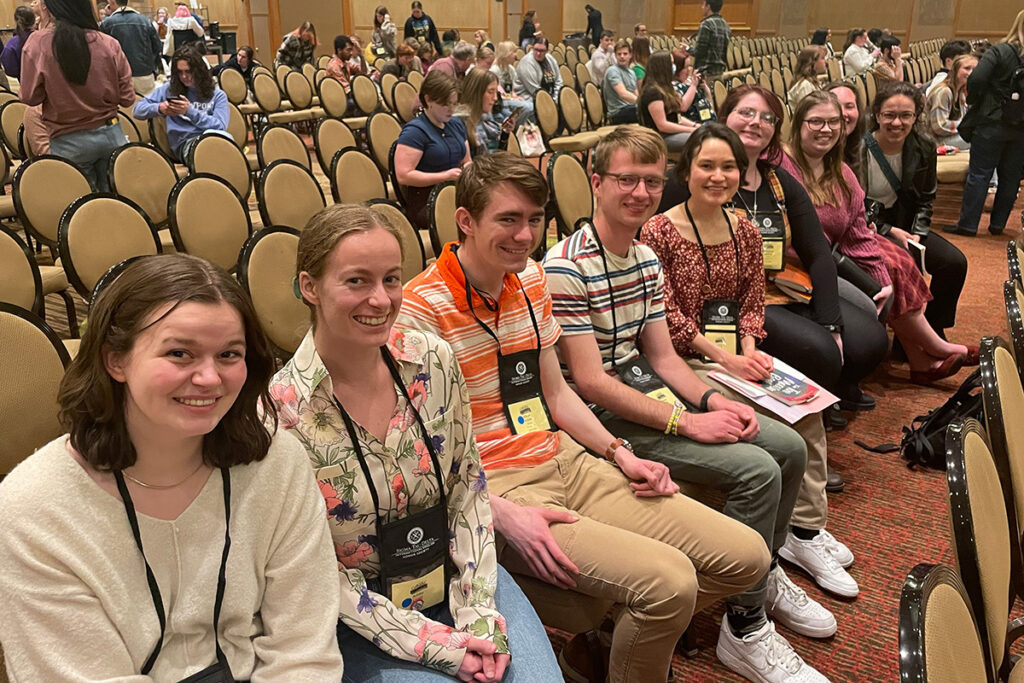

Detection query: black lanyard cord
(453, 245), (542, 353)
(684, 200), (740, 299)
(586, 221), (648, 367)
(332, 347), (448, 532)
(115, 466), (231, 676)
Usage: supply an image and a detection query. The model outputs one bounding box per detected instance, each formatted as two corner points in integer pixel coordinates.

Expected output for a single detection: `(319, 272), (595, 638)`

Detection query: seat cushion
(343, 116), (368, 130)
(38, 265), (69, 294)
(237, 103), (262, 115)
(936, 153), (970, 184)
(550, 132), (601, 152)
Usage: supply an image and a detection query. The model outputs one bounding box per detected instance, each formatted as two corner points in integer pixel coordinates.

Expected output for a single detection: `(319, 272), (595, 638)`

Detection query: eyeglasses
(804, 117), (843, 131)
(733, 107), (778, 126)
(877, 111), (917, 123)
(603, 173), (667, 192)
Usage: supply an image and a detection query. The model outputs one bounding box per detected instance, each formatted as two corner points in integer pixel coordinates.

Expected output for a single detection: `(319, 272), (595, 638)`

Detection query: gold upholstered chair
(329, 146), (388, 204)
(168, 173), (252, 272)
(547, 151), (594, 239)
(186, 133), (253, 201)
(256, 159), (326, 231)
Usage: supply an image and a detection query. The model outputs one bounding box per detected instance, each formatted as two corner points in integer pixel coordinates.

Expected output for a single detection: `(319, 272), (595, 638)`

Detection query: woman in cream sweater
(0, 254), (344, 681)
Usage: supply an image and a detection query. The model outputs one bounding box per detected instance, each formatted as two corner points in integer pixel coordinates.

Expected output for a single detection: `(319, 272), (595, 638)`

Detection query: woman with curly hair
(134, 45), (230, 161)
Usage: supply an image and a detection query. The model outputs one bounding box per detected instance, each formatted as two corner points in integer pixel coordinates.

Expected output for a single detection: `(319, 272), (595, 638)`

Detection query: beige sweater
(0, 432), (343, 682)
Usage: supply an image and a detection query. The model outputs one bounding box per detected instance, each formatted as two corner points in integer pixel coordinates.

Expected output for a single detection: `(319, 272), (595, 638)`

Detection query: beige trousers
(22, 105), (49, 156)
(487, 431), (769, 683)
(689, 360), (830, 530)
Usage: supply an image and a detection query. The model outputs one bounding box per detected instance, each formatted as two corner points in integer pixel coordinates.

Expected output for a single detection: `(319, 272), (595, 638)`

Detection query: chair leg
(678, 626), (699, 659)
(58, 290), (79, 338)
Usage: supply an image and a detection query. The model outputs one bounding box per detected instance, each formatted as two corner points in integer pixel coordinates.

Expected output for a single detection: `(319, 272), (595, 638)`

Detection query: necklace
(123, 460), (206, 490)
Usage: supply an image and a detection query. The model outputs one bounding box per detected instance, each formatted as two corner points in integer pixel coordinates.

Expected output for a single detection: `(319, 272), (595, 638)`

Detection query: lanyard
(114, 467), (231, 676)
(332, 347), (447, 531)
(684, 200), (739, 298)
(453, 245), (542, 353)
(586, 221), (649, 367)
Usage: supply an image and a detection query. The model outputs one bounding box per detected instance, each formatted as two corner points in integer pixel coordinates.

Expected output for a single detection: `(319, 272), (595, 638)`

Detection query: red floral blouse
(640, 212), (767, 358)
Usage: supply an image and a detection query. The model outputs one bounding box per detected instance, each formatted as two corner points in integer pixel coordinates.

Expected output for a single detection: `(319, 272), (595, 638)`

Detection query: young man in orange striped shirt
(397, 152), (770, 683)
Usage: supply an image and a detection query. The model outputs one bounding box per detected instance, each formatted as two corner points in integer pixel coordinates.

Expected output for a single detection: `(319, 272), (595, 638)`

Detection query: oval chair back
(218, 67), (248, 105)
(58, 194), (161, 299)
(237, 226), (309, 358)
(256, 159), (326, 230)
(317, 76), (350, 118)
(168, 173), (253, 271)
(392, 80), (419, 123)
(13, 155), (94, 249)
(257, 124), (311, 170)
(330, 147), (388, 204)
(367, 199), (425, 283)
(367, 111), (402, 175)
(107, 142), (179, 228)
(314, 117), (357, 175)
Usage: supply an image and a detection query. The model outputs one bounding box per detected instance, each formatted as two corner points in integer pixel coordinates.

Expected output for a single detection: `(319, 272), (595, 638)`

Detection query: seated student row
(2, 134), (843, 683)
(0, 77), (974, 679)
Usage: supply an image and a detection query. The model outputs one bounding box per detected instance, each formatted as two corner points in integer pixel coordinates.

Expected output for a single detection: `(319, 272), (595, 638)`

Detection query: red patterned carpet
(544, 211), (1018, 681)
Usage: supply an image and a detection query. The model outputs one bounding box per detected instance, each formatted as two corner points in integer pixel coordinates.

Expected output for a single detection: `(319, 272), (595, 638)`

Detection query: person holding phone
(134, 45), (230, 161)
(459, 68), (516, 157)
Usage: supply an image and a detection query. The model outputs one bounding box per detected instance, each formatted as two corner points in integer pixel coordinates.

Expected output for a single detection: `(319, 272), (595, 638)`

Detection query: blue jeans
(955, 123), (1024, 233)
(49, 121), (129, 192)
(498, 98), (535, 126)
(337, 565), (561, 682)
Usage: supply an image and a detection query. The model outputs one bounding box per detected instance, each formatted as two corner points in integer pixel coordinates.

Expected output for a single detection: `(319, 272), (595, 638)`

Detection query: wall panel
(805, 0), (914, 40)
(279, 0), (343, 59)
(908, 0), (955, 41)
(673, 0), (753, 36)
(757, 0), (781, 36)
(953, 0), (1019, 38)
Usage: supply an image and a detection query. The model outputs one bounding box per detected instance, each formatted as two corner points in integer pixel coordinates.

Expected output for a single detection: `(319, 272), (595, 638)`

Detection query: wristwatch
(604, 437), (633, 460)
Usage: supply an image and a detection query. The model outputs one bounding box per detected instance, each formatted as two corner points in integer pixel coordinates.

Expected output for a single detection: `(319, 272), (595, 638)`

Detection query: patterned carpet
(31, 159), (1017, 681)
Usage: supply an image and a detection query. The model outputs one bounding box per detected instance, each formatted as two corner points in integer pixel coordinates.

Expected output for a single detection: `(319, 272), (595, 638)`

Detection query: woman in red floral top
(641, 123), (774, 383)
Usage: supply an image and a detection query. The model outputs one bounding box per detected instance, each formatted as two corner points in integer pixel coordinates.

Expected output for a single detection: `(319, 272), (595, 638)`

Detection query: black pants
(609, 107), (638, 124)
(761, 300), (888, 399)
(921, 231), (967, 334)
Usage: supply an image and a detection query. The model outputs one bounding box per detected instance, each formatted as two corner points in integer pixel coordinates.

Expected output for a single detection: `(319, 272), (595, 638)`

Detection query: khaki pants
(689, 360), (830, 530)
(131, 74), (156, 96)
(22, 105), (49, 156)
(487, 432), (769, 683)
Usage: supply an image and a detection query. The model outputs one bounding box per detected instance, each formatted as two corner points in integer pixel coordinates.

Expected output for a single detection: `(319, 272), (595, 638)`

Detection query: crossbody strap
(864, 133), (902, 193)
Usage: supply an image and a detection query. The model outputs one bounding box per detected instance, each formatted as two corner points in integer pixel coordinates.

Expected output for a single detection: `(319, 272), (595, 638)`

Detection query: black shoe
(826, 465), (845, 493)
(989, 224), (1006, 236)
(839, 391), (875, 411)
(825, 405), (848, 431)
(942, 224), (977, 236)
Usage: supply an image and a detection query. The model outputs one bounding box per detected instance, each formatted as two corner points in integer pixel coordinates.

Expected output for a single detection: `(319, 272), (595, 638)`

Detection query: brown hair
(794, 45), (826, 83)
(456, 151), (548, 220)
(593, 125), (666, 176)
(418, 68), (457, 108)
(396, 42), (415, 58)
(675, 122), (749, 186)
(787, 89), (850, 205)
(613, 38), (630, 54)
(632, 37), (650, 68)
(58, 254), (278, 471)
(824, 80), (865, 174)
(460, 67), (498, 151)
(718, 84), (784, 163)
(642, 51), (680, 114)
(297, 204), (403, 321)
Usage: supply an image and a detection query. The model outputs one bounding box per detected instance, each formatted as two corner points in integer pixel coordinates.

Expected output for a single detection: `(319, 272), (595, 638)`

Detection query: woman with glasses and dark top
(394, 70), (470, 229)
(946, 9), (1024, 237)
(0, 254), (344, 680)
(781, 91), (972, 384)
(638, 51), (701, 151)
(19, 0), (134, 191)
(270, 204), (560, 682)
(857, 80), (974, 365)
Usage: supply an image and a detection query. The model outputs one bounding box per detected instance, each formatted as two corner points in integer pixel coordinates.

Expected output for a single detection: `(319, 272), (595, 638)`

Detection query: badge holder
(702, 299), (739, 359)
(616, 356), (683, 407)
(499, 348), (555, 435)
(379, 505), (450, 612)
(752, 211), (786, 273)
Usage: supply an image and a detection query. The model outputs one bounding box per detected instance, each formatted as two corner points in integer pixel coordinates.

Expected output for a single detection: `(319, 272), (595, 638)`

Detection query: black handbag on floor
(855, 369), (982, 470)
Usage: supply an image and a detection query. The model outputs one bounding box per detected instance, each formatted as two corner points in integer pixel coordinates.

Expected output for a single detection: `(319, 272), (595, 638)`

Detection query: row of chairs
(898, 244), (1024, 682)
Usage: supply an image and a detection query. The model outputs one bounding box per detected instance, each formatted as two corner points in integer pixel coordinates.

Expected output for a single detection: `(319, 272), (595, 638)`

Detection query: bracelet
(665, 401), (685, 435)
(700, 389), (721, 412)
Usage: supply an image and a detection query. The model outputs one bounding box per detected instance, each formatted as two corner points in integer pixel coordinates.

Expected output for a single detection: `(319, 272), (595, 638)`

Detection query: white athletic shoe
(716, 616), (831, 683)
(765, 566), (837, 638)
(818, 529), (854, 568)
(780, 532), (860, 598)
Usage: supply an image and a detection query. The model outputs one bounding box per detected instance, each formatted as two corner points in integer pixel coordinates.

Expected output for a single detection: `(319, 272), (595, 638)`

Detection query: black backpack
(856, 368), (983, 470)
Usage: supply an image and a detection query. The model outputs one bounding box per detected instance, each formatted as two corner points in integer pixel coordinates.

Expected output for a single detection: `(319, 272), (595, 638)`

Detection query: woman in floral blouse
(268, 204), (559, 682)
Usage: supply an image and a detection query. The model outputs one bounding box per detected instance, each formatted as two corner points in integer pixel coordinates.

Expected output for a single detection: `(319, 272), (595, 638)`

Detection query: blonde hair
(1004, 9), (1024, 48)
(495, 40), (518, 68)
(592, 125), (666, 176)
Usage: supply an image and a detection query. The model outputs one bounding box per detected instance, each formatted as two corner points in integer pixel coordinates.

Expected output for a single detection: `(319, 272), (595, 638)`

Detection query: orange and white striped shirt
(397, 243), (562, 471)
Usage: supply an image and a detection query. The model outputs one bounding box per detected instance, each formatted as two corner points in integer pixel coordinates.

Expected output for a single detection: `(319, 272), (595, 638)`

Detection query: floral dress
(268, 327), (507, 674)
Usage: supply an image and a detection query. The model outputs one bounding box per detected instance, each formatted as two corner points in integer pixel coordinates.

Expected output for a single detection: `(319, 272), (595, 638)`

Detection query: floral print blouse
(269, 328), (507, 674)
(640, 212), (767, 357)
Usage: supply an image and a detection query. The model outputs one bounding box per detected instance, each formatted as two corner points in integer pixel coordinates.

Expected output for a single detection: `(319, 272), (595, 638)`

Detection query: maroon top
(21, 28), (134, 139)
(641, 212), (767, 358)
(778, 153), (892, 288)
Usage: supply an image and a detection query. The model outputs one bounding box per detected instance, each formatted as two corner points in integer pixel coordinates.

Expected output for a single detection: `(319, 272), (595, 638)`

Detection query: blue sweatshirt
(133, 82), (229, 155)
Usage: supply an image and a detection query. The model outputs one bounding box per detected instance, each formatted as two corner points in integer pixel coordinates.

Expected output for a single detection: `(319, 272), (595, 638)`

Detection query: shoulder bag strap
(863, 133), (902, 193)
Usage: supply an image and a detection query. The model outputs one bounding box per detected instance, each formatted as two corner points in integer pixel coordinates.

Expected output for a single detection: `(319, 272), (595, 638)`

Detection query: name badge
(698, 105), (713, 121)
(616, 355), (683, 406)
(702, 299), (739, 359)
(499, 349), (554, 434)
(379, 504), (448, 611)
(751, 211), (786, 272)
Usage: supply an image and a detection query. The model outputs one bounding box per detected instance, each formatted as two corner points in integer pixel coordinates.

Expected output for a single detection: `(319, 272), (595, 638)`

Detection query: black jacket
(857, 130), (936, 237)
(210, 54), (255, 90)
(961, 41), (1024, 140)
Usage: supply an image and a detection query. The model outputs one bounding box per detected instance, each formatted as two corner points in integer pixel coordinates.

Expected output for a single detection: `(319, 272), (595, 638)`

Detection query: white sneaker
(716, 616), (831, 683)
(779, 532), (860, 598)
(765, 566), (837, 638)
(818, 529), (854, 568)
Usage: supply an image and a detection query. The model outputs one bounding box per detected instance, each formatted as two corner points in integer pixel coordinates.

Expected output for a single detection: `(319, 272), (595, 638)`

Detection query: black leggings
(761, 300), (888, 398)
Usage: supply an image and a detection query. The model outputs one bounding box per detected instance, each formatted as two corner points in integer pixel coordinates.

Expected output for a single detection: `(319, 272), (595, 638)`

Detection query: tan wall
(757, 0), (781, 35)
(672, 0), (754, 36)
(951, 0), (1020, 39)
